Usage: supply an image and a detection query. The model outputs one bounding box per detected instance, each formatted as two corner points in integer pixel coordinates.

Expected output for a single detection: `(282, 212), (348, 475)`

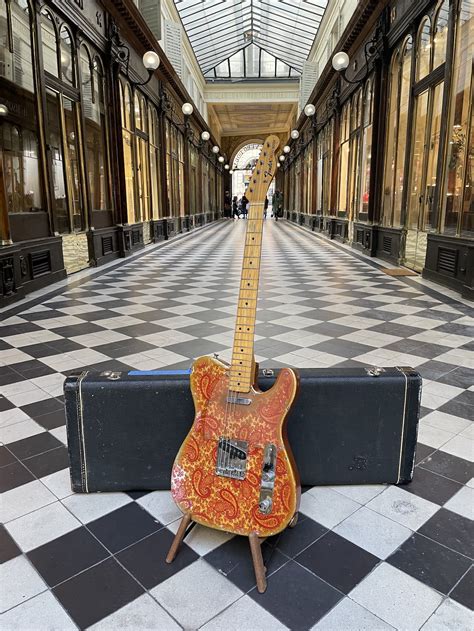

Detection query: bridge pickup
(216, 437), (248, 480)
(259, 443), (277, 514)
(226, 395), (251, 405)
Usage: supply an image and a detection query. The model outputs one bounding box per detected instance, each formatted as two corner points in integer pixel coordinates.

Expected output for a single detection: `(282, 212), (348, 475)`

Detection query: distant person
(264, 195), (269, 219)
(240, 194), (249, 218)
(232, 195), (239, 219)
(272, 189), (283, 221)
(224, 190), (231, 218)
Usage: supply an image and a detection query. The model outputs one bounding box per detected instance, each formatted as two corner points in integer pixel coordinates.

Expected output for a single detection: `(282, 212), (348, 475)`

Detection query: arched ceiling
(174, 0), (329, 80)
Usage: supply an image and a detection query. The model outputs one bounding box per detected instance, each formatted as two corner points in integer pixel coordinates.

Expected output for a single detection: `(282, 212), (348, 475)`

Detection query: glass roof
(174, 0), (328, 80)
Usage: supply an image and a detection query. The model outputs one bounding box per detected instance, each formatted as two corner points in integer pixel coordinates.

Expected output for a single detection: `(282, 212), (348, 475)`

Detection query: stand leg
(166, 513), (192, 564)
(249, 533), (267, 593)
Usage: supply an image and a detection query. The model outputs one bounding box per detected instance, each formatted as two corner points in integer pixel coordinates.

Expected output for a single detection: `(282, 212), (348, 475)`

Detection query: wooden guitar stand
(166, 512), (298, 594)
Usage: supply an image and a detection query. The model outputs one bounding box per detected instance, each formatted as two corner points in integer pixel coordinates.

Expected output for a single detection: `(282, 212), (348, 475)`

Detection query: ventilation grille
(102, 236), (113, 256)
(437, 247), (457, 276)
(383, 236), (392, 254)
(30, 251), (51, 278)
(131, 230), (140, 245)
(356, 230), (364, 244)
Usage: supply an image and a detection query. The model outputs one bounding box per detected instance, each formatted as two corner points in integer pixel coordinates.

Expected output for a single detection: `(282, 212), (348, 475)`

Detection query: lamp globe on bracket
(332, 51), (350, 72)
(290, 129), (299, 139)
(283, 145), (291, 154)
(142, 51), (160, 70)
(304, 103), (316, 117)
(218, 156), (225, 163)
(212, 145), (220, 154)
(201, 131), (210, 141)
(182, 102), (193, 116)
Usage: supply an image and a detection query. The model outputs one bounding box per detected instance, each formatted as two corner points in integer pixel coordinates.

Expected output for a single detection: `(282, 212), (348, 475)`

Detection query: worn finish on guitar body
(171, 355), (300, 537)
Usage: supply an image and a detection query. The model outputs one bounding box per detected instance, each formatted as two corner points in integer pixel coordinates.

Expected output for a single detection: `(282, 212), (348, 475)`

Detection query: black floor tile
(116, 323), (167, 338)
(0, 371), (27, 386)
(126, 490), (151, 500)
(450, 390), (474, 407)
(28, 526), (110, 587)
(87, 503), (162, 554)
(43, 339), (84, 353)
(0, 395), (15, 412)
(417, 361), (457, 381)
(419, 509), (474, 559)
(53, 557), (143, 629)
(8, 432), (62, 461)
(388, 533), (471, 595)
(0, 524), (22, 563)
(12, 360), (56, 378)
(438, 399), (474, 421)
(23, 446), (69, 478)
(53, 324), (105, 337)
(250, 560), (343, 630)
(0, 460), (35, 492)
(269, 515), (327, 558)
(116, 528), (198, 589)
(205, 535), (287, 593)
(295, 531), (379, 594)
(437, 366), (474, 389)
(34, 409), (66, 430)
(415, 443), (436, 465)
(418, 450), (474, 484)
(405, 466), (462, 505)
(450, 566), (474, 610)
(21, 398), (64, 419)
(20, 343), (64, 358)
(0, 445), (17, 468)
(310, 340), (374, 358)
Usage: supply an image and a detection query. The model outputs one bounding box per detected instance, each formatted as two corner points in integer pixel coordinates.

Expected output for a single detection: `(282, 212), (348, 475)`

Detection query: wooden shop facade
(280, 0), (473, 299)
(0, 0), (224, 306)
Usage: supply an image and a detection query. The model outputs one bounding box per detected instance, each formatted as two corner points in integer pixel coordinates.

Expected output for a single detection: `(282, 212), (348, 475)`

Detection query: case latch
(100, 371), (122, 380)
(365, 367), (385, 377)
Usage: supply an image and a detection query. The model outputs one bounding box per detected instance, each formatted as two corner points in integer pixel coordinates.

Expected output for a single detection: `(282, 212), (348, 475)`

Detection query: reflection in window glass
(407, 90), (429, 230)
(59, 26), (74, 86)
(40, 9), (58, 77)
(359, 80), (374, 217)
(338, 102), (350, 214)
(424, 82), (444, 230)
(82, 51), (110, 212)
(46, 89), (68, 232)
(443, 0), (474, 236)
(120, 81), (135, 223)
(63, 97), (83, 230)
(0, 1), (35, 93)
(1, 124), (41, 213)
(149, 107), (161, 218)
(433, 1), (450, 69)
(416, 18), (431, 81)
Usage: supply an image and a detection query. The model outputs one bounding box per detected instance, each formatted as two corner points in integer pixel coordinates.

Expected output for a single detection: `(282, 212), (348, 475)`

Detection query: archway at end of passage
(230, 142), (275, 203)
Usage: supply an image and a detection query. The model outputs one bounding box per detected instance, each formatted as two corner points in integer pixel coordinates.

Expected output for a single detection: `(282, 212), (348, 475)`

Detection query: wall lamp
(332, 27), (383, 85)
(108, 20), (160, 87)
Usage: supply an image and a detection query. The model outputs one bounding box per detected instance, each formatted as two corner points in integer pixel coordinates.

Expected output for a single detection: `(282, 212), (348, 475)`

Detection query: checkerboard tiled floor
(1, 220), (473, 630)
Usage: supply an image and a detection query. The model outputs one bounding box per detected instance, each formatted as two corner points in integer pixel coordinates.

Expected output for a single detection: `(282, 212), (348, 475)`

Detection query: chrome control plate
(259, 443), (277, 514)
(216, 437), (248, 480)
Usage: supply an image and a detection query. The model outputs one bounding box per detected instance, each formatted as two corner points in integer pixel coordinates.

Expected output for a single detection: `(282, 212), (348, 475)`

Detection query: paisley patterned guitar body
(171, 355), (300, 537)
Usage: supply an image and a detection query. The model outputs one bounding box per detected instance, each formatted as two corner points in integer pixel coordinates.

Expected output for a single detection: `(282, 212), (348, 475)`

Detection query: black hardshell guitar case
(64, 366), (421, 493)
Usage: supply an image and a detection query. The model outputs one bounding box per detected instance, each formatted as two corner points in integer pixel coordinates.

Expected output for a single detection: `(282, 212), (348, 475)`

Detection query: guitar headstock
(246, 135), (280, 204)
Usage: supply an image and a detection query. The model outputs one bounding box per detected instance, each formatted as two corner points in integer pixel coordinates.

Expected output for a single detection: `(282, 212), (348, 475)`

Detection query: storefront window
(433, 1), (450, 69)
(148, 106), (161, 218)
(348, 90), (362, 220)
(305, 142), (313, 213)
(0, 0), (42, 236)
(337, 102), (350, 214)
(443, 0), (474, 236)
(40, 8), (58, 77)
(59, 25), (75, 86)
(165, 118), (172, 216)
(190, 145), (198, 215)
(135, 94), (150, 223)
(177, 131), (185, 216)
(382, 37), (413, 228)
(416, 17), (432, 81)
(46, 88), (68, 233)
(120, 80), (135, 223)
(321, 120), (334, 215)
(358, 79), (374, 218)
(80, 49), (110, 214)
(201, 156), (209, 213)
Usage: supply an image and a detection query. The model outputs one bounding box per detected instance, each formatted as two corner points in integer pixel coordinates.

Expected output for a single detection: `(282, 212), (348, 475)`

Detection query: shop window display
(442, 0), (474, 236)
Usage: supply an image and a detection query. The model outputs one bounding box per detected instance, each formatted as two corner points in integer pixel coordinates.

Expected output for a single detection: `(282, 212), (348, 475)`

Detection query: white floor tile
(137, 491), (183, 525)
(443, 486), (474, 520)
(150, 559), (243, 628)
(202, 595), (288, 631)
(61, 492), (132, 523)
(1, 480), (57, 524)
(421, 598), (474, 630)
(313, 597), (394, 630)
(350, 563), (443, 630)
(40, 468), (74, 500)
(329, 484), (387, 505)
(167, 521), (233, 556)
(0, 418), (45, 444)
(300, 487), (360, 529)
(88, 593), (180, 630)
(421, 411), (471, 435)
(366, 486), (440, 531)
(0, 407), (31, 429)
(0, 590), (76, 629)
(0, 556), (47, 613)
(5, 501), (81, 552)
(417, 424), (455, 449)
(334, 506), (412, 559)
(439, 435), (474, 462)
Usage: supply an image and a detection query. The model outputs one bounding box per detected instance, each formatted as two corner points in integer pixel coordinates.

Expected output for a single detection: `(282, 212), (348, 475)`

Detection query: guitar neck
(229, 203), (265, 392)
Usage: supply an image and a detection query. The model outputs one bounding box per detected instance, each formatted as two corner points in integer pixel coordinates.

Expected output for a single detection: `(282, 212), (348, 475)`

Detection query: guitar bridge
(216, 437), (248, 480)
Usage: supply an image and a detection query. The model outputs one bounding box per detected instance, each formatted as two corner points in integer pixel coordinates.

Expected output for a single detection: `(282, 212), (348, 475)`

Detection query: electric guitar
(170, 136), (300, 537)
